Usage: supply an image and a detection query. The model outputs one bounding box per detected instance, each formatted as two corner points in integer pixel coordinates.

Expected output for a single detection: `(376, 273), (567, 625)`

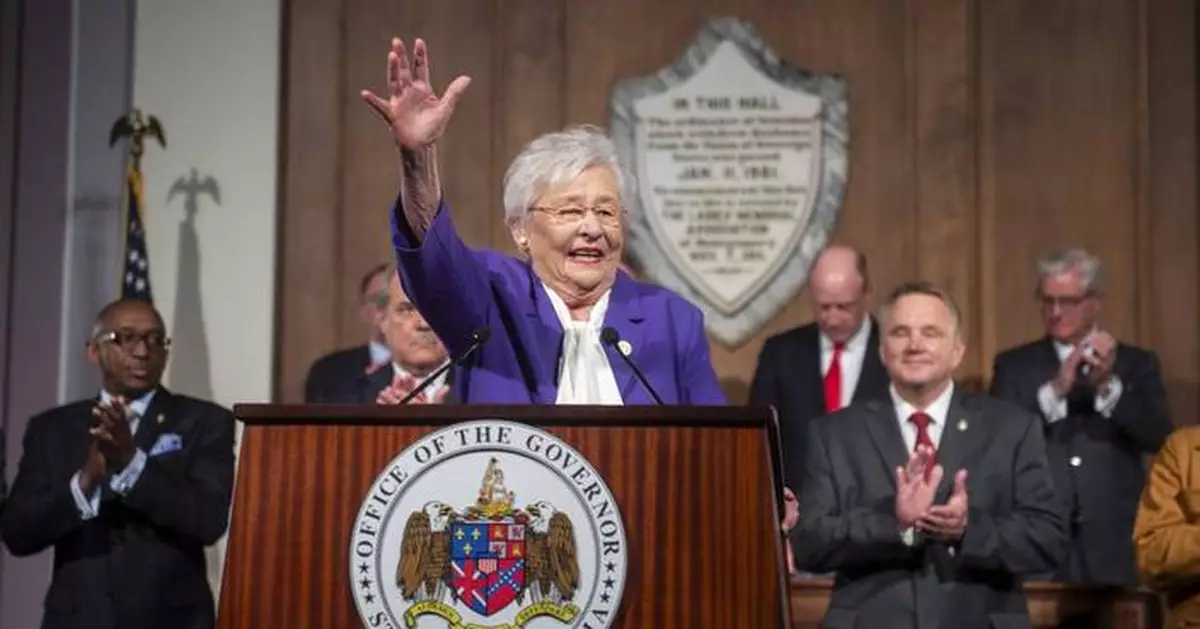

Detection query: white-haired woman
(361, 37), (724, 405)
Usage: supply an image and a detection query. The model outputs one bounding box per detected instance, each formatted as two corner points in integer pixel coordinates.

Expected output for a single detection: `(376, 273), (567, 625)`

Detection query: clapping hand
(360, 38), (471, 151)
(918, 469), (969, 541)
(376, 373), (448, 405)
(895, 445), (943, 529)
(90, 397), (136, 470)
(1082, 331), (1117, 389)
(781, 487), (799, 574)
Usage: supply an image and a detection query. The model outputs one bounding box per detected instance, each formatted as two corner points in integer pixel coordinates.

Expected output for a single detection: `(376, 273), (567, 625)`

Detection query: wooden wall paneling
(340, 0), (496, 346)
(978, 0), (1141, 358)
(909, 0), (981, 383)
(274, 0), (346, 402)
(564, 0), (917, 401)
(1144, 0), (1199, 425)
(340, 0), (408, 345)
(489, 0), (566, 255)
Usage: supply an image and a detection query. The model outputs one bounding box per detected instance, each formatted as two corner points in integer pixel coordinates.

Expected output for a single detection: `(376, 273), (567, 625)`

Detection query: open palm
(361, 38), (471, 150)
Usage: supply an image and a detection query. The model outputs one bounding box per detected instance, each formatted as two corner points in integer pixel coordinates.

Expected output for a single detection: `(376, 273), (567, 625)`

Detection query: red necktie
(908, 412), (938, 480)
(823, 342), (845, 413)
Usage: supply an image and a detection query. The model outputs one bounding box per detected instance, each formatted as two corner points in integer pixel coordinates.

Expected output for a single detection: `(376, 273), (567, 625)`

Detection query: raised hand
(919, 469), (969, 541)
(360, 38), (471, 150)
(895, 445), (943, 529)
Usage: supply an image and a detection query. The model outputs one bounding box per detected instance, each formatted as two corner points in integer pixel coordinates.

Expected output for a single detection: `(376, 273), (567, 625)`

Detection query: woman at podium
(361, 37), (725, 406)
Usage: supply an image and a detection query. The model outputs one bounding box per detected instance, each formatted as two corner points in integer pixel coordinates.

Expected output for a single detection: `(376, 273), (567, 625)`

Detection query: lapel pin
(617, 340), (633, 357)
(156, 413), (165, 425)
(957, 419), (968, 432)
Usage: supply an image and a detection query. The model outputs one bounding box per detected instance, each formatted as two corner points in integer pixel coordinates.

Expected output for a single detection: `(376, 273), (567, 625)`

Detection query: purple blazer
(390, 200), (727, 405)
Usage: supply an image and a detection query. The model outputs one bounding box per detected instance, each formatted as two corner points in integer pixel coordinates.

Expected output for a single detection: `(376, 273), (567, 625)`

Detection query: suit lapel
(932, 388), (980, 502)
(522, 268), (566, 404)
(863, 399), (909, 488)
(602, 273), (646, 403)
(852, 318), (888, 403)
(800, 326), (827, 415)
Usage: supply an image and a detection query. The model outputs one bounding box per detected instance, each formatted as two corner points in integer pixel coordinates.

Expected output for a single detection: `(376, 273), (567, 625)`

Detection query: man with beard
(1, 299), (235, 629)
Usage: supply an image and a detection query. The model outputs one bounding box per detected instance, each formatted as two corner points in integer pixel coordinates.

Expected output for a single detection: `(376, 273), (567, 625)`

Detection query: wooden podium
(216, 404), (792, 629)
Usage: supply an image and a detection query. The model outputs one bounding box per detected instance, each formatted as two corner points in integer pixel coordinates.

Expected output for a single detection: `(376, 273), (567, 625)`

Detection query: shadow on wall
(165, 168), (218, 401)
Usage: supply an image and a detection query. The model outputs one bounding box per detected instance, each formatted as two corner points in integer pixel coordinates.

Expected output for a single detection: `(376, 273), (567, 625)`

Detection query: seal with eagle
(393, 459), (580, 612)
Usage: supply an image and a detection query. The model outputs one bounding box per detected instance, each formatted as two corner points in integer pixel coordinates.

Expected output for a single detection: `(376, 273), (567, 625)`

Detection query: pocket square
(149, 433), (183, 456)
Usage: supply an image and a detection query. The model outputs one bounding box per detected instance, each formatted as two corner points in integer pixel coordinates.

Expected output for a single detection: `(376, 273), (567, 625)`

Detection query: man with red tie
(793, 281), (1066, 628)
(751, 247), (889, 484)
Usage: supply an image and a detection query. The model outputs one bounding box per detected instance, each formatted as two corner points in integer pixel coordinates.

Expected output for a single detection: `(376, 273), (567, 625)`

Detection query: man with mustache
(0, 298), (235, 629)
(332, 264), (452, 404)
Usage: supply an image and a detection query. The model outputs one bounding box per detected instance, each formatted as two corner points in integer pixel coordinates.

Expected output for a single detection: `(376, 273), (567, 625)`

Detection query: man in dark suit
(990, 248), (1172, 586)
(331, 265), (452, 404)
(0, 298), (235, 629)
(303, 262), (393, 402)
(751, 245), (889, 570)
(793, 281), (1067, 628)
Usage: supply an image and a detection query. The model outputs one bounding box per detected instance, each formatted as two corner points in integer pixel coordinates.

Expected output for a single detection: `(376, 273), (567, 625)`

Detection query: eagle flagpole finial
(109, 108), (166, 172)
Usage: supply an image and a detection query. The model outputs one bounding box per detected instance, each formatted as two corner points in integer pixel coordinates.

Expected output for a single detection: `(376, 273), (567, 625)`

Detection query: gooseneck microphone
(600, 326), (664, 405)
(398, 325), (491, 405)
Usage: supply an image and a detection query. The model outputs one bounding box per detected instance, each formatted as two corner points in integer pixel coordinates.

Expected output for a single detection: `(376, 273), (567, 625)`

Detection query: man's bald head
(809, 245), (871, 344)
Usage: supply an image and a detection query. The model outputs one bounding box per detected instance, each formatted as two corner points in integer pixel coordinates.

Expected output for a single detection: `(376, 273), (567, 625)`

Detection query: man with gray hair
(990, 248), (1172, 586)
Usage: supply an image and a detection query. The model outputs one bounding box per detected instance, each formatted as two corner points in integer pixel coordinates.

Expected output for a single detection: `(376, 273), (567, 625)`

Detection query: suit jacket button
(1069, 456), (1083, 467)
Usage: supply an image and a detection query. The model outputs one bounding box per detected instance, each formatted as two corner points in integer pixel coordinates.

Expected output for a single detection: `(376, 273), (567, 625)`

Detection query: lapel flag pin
(617, 340), (633, 356)
(957, 418), (968, 432)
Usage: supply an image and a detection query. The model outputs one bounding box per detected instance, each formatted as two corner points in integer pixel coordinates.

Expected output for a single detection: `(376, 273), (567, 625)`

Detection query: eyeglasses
(95, 329), (172, 351)
(1036, 293), (1093, 310)
(532, 203), (625, 228)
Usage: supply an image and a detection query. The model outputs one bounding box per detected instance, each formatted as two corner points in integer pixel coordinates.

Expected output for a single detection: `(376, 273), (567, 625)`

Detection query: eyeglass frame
(93, 328), (173, 351)
(1034, 290), (1097, 310)
(530, 203), (626, 227)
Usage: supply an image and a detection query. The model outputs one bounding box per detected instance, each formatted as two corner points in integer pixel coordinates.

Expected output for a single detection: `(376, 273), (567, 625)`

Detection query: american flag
(121, 165), (153, 302)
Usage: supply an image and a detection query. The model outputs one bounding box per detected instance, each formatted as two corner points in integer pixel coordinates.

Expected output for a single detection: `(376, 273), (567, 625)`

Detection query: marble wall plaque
(610, 16), (849, 347)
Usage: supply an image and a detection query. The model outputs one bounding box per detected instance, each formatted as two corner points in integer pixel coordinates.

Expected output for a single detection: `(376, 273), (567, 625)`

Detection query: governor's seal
(349, 420), (629, 629)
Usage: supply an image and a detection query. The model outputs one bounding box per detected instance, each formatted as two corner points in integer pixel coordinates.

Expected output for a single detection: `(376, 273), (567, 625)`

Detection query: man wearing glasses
(0, 298), (234, 629)
(989, 248), (1172, 587)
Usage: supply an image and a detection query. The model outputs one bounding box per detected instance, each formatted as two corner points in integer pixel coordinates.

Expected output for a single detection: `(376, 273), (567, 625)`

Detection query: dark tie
(823, 342), (845, 413)
(908, 411), (937, 480)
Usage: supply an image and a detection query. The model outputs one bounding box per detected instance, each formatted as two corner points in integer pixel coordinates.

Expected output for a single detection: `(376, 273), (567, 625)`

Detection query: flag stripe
(121, 165), (153, 302)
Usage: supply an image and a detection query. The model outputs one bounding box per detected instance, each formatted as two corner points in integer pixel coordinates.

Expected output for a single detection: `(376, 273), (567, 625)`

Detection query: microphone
(600, 326), (664, 405)
(397, 325), (491, 405)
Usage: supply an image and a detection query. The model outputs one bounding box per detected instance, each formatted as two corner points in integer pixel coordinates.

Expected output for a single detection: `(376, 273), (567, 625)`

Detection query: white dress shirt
(69, 389), (155, 520)
(368, 339), (391, 367)
(819, 316), (873, 408)
(543, 284), (623, 405)
(890, 381), (954, 452)
(1035, 335), (1123, 423)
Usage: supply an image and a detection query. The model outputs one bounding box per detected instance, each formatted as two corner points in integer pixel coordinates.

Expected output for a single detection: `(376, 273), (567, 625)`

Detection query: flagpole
(109, 109), (166, 302)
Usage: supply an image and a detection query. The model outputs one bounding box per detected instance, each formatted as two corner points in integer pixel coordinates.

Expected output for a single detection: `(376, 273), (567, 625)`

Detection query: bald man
(751, 246), (889, 538)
